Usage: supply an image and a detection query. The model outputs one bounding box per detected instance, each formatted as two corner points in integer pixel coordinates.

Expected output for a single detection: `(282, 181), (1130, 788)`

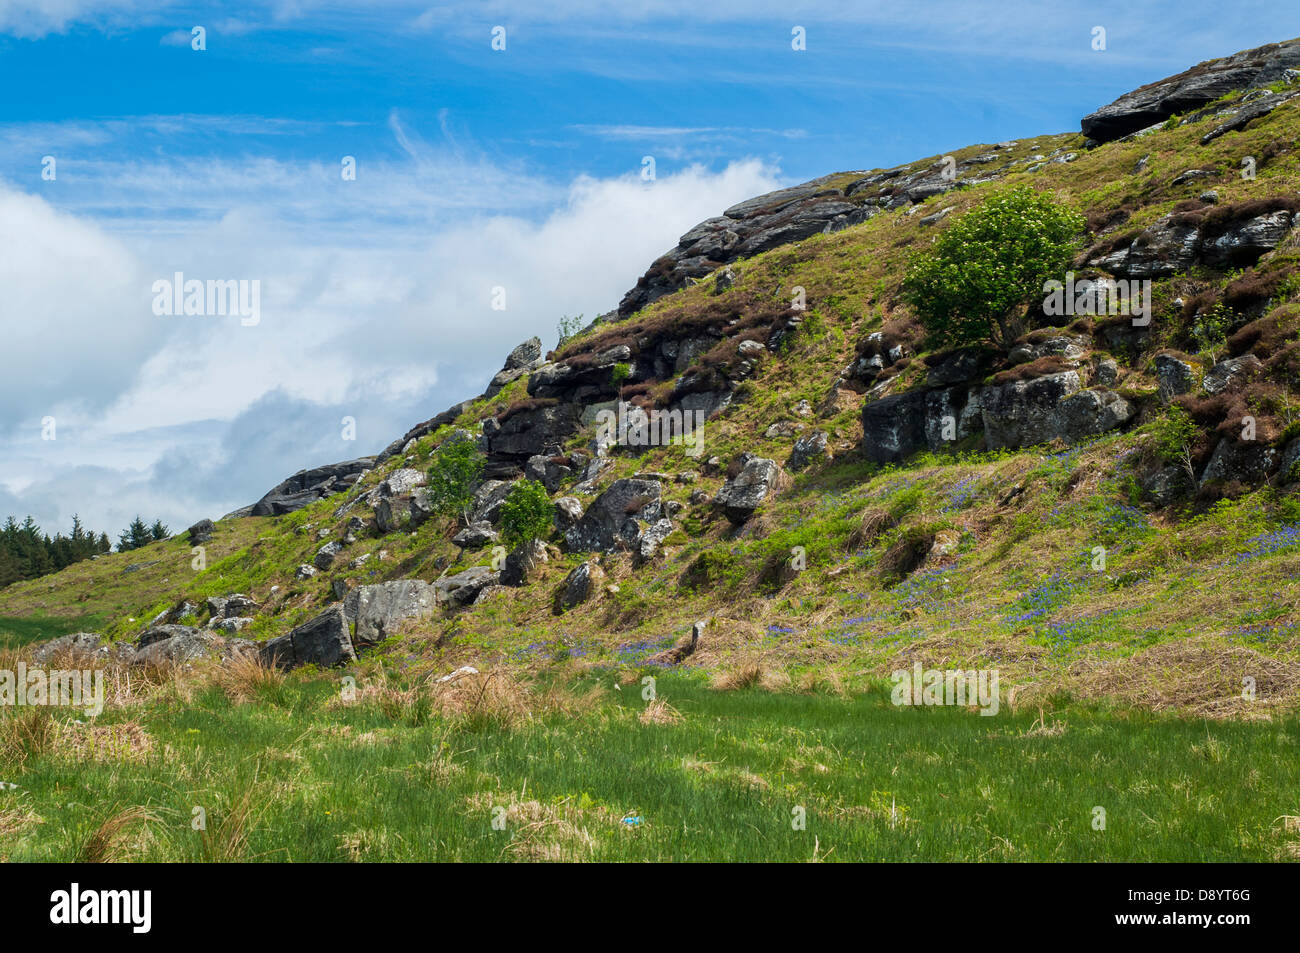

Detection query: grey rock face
(1081, 38), (1300, 142)
(261, 606), (356, 670)
(553, 496), (585, 532)
(500, 539), (548, 586)
(32, 632), (105, 664)
(1052, 388), (1137, 442)
(1202, 354), (1262, 394)
(135, 629), (225, 666)
(861, 389), (930, 463)
(505, 336), (544, 371)
(564, 479), (663, 552)
(637, 518), (676, 562)
(433, 566), (500, 606)
(487, 402), (582, 462)
(249, 457), (375, 516)
(555, 561), (603, 613)
(786, 431), (831, 471)
(1199, 438), (1281, 486)
(452, 521), (499, 548)
(1201, 211), (1296, 268)
(524, 454), (572, 492)
(981, 371), (1084, 449)
(314, 540), (343, 570)
(714, 457), (781, 524)
(1093, 208), (1295, 278)
(138, 623), (202, 649)
(381, 468), (426, 497)
(187, 519), (215, 545)
(1155, 354), (1198, 400)
(470, 480), (514, 525)
(343, 579), (438, 645)
(1007, 335), (1088, 366)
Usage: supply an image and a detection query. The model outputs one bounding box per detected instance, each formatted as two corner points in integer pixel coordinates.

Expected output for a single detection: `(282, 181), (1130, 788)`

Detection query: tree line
(0, 514), (170, 589)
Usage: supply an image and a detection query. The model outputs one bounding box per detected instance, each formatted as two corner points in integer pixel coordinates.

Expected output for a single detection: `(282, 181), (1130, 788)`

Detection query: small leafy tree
(1152, 405), (1198, 482)
(902, 186), (1084, 348)
(556, 313), (585, 348)
(499, 479), (553, 548)
(425, 432), (485, 523)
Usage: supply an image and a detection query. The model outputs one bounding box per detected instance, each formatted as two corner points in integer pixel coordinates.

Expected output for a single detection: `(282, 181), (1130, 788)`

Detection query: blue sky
(1, 0), (1297, 537)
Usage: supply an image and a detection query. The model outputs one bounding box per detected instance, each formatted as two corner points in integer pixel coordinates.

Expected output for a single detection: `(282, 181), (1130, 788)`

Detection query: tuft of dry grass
(198, 785), (260, 862)
(0, 708), (57, 768)
(709, 661), (790, 692)
(1016, 638), (1300, 717)
(638, 697), (683, 725)
(76, 805), (152, 863)
(210, 653), (285, 704)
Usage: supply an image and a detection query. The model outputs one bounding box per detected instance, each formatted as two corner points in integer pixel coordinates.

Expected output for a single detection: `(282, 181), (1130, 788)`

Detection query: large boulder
(187, 519), (215, 545)
(861, 389), (930, 463)
(554, 560), (605, 613)
(343, 579), (438, 646)
(980, 371), (1084, 449)
(433, 566), (500, 606)
(1202, 354), (1263, 394)
(488, 403), (581, 462)
(1154, 353), (1198, 401)
(249, 458), (375, 516)
(714, 456), (781, 524)
(786, 431), (831, 471)
(452, 521), (499, 549)
(469, 480), (514, 525)
(500, 539), (548, 586)
(1080, 38), (1300, 142)
(261, 606), (356, 670)
(1198, 438), (1281, 487)
(32, 632), (105, 664)
(564, 479), (663, 552)
(135, 629), (225, 666)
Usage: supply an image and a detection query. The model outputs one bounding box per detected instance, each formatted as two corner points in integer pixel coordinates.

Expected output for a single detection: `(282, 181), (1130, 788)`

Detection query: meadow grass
(2, 669), (1298, 862)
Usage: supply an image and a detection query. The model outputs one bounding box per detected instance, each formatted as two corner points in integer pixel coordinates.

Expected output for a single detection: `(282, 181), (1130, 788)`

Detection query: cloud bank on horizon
(0, 0), (1295, 536)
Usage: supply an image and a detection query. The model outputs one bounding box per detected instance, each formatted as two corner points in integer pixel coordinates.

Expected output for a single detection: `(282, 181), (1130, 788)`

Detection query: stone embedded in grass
(261, 605), (356, 670)
(314, 541), (343, 570)
(343, 579), (438, 645)
(554, 560), (605, 614)
(714, 456), (781, 523)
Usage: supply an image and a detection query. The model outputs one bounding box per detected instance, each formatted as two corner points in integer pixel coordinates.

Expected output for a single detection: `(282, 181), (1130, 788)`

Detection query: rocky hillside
(9, 38), (1300, 714)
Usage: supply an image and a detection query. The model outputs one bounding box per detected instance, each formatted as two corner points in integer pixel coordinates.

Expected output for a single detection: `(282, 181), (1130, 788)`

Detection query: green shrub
(902, 186), (1084, 347)
(1151, 407), (1198, 471)
(425, 432), (485, 522)
(499, 479), (554, 547)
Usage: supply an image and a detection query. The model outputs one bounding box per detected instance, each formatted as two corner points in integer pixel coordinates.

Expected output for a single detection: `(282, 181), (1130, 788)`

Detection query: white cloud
(0, 154), (780, 534)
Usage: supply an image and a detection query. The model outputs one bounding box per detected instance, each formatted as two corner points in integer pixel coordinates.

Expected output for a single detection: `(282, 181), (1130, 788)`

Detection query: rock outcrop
(250, 458), (375, 516)
(261, 606), (356, 670)
(344, 579), (438, 645)
(1081, 38), (1300, 142)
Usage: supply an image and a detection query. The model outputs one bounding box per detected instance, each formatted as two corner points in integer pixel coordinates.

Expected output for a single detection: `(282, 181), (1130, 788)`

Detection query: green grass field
(3, 667), (1298, 862)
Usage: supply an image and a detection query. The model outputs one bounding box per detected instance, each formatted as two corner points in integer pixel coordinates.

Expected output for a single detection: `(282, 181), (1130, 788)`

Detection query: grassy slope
(4, 95), (1300, 710)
